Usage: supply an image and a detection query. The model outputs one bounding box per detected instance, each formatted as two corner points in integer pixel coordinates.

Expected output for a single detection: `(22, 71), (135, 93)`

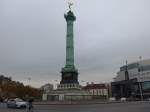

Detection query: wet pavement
(0, 101), (150, 112)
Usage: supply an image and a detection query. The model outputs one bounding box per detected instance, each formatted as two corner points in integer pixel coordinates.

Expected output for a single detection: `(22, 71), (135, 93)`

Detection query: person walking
(27, 98), (34, 112)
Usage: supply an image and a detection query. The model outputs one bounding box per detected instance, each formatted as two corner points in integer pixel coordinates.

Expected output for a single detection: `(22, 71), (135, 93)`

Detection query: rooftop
(83, 84), (107, 90)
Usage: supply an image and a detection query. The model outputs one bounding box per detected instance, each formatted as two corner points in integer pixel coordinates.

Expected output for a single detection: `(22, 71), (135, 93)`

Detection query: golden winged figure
(68, 0), (73, 10)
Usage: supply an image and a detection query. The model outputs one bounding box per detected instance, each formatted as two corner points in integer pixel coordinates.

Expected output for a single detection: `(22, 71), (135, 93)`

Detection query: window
(142, 81), (150, 90)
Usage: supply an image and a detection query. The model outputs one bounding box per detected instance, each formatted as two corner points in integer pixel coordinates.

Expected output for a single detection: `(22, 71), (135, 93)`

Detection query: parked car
(7, 98), (28, 109)
(120, 97), (126, 101)
(146, 98), (150, 101)
(109, 97), (116, 102)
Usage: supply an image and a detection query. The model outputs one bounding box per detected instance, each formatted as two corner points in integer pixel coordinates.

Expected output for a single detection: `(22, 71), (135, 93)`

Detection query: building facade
(114, 59), (150, 83)
(41, 83), (53, 93)
(112, 59), (150, 99)
(83, 84), (108, 99)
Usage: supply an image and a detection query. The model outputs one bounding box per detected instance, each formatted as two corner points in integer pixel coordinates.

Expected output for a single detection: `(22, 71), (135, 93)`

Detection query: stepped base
(43, 89), (92, 101)
(57, 83), (80, 90)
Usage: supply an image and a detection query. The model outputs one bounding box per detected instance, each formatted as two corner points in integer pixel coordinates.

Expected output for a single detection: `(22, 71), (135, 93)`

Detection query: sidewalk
(33, 100), (127, 105)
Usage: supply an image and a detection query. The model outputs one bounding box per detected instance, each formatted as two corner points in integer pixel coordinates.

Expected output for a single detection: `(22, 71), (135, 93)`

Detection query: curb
(33, 101), (139, 105)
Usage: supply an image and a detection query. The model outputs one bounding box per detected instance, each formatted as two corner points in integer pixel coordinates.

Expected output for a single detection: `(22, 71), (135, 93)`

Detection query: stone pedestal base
(43, 89), (92, 101)
(57, 83), (80, 90)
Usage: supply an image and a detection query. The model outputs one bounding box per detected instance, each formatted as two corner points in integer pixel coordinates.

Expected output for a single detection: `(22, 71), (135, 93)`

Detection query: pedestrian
(27, 98), (34, 112)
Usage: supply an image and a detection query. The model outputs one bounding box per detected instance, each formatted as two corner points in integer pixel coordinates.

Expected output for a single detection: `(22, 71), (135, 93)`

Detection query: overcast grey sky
(0, 0), (150, 87)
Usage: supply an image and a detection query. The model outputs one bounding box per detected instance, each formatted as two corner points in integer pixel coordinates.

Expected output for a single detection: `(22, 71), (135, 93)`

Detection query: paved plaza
(0, 101), (150, 112)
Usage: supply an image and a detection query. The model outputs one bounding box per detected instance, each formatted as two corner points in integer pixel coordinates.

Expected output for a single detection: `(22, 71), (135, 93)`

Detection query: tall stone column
(65, 11), (75, 68)
(60, 10), (79, 87)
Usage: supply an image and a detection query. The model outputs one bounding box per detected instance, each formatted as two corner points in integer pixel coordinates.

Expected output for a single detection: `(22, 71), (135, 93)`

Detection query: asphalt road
(0, 101), (150, 112)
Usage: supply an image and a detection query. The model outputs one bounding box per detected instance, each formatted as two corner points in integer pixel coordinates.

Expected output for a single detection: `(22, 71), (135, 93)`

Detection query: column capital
(64, 11), (76, 21)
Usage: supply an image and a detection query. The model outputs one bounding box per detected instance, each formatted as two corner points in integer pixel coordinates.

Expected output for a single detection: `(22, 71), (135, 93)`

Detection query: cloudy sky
(0, 0), (150, 87)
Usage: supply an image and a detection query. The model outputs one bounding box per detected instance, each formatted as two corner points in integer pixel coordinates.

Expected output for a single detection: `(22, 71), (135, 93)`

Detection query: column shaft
(66, 21), (74, 67)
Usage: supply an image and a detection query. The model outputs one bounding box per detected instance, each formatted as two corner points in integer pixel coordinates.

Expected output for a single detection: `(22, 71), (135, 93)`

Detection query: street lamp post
(28, 77), (31, 86)
(139, 82), (143, 101)
(138, 56), (143, 101)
